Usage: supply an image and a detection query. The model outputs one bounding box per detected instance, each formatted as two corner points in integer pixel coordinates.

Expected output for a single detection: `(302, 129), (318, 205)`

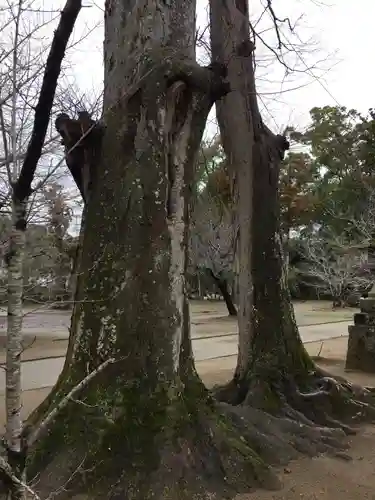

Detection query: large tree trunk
(210, 0), (375, 429)
(22, 1), (281, 498)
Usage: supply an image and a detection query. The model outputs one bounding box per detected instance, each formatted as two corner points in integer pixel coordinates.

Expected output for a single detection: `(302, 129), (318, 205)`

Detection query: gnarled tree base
(25, 374), (354, 500)
(214, 363), (375, 442)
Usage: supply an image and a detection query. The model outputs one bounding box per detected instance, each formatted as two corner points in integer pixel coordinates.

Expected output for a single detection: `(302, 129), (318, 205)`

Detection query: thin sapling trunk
(4, 3), (27, 497)
(5, 199), (27, 500)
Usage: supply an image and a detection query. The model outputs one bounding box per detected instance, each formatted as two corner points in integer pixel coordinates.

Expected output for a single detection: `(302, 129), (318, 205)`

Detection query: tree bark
(5, 198), (27, 500)
(210, 0), (312, 399)
(210, 0), (253, 379)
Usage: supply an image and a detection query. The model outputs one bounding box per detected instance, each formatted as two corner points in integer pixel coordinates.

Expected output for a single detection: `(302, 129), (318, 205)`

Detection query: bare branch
(26, 357), (117, 448)
(14, 0), (83, 201)
(0, 104), (12, 183)
(0, 455), (41, 499)
(297, 232), (372, 305)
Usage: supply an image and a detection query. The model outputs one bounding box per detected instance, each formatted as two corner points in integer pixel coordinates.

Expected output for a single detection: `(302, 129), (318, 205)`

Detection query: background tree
(297, 232), (372, 307)
(279, 151), (319, 236)
(189, 138), (237, 310)
(288, 106), (375, 231)
(190, 191), (237, 315)
(0, 0), (93, 310)
(42, 182), (73, 308)
(0, 197), (77, 307)
(194, 136), (224, 193)
(280, 106), (375, 300)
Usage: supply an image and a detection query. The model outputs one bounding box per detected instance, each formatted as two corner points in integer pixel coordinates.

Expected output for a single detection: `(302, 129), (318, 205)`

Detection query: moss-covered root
(214, 367), (375, 439)
(28, 393), (353, 500)
(126, 401), (350, 500)
(29, 400), (278, 500)
(141, 408), (281, 500)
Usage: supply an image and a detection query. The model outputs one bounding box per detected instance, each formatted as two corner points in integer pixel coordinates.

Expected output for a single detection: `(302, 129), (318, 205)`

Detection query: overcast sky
(66, 0), (375, 135)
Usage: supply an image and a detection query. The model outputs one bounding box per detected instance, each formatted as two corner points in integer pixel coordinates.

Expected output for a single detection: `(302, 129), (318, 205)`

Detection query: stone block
(346, 324), (375, 373)
(354, 312), (368, 325)
(359, 297), (375, 313)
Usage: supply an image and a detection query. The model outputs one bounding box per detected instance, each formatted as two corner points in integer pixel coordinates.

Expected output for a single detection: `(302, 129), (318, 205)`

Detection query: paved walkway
(0, 320), (350, 393)
(0, 300), (356, 340)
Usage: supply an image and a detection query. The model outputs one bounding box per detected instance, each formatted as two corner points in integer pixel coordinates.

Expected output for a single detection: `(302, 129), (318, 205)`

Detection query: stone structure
(346, 243), (375, 372)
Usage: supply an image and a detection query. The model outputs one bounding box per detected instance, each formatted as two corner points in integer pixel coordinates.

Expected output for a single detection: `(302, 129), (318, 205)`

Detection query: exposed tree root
(213, 363), (375, 444)
(142, 403), (351, 500)
(25, 379), (354, 500)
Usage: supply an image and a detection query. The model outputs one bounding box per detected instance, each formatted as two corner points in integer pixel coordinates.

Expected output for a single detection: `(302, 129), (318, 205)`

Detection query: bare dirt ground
(201, 352), (375, 500)
(0, 300), (373, 499)
(236, 426), (375, 500)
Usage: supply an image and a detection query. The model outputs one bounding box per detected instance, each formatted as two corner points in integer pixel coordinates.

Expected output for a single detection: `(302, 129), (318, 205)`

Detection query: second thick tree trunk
(210, 0), (254, 379)
(210, 0), (316, 406)
(209, 1), (375, 443)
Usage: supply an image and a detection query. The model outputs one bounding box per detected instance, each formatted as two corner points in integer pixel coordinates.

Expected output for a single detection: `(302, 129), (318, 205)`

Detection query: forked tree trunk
(24, 2), (279, 498)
